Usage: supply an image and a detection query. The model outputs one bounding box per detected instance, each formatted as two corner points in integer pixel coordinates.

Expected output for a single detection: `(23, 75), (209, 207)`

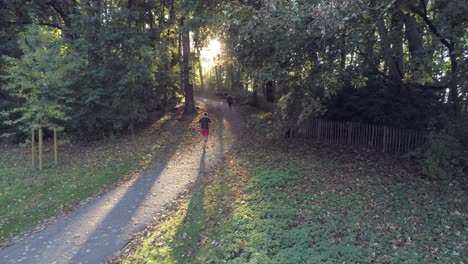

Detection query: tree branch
(7, 21), (62, 29)
(405, 82), (447, 91)
(408, 4), (453, 51)
(46, 1), (71, 28)
(420, 0), (427, 16)
(356, 45), (447, 91)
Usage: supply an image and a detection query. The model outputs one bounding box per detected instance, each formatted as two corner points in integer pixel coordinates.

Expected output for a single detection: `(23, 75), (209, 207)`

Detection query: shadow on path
(0, 96), (244, 264)
(68, 114), (197, 264)
(0, 113), (197, 264)
(168, 96), (245, 261)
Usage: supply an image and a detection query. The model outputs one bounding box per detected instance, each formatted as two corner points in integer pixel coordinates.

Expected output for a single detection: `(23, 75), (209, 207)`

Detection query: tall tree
(180, 17), (196, 113)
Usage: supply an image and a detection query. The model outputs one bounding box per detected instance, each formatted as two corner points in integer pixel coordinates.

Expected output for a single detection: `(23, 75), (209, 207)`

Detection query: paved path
(0, 97), (243, 264)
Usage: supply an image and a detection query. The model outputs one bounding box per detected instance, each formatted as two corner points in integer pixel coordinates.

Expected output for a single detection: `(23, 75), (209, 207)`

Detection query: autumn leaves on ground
(0, 108), (199, 246)
(1, 104), (466, 263)
(116, 109), (465, 263)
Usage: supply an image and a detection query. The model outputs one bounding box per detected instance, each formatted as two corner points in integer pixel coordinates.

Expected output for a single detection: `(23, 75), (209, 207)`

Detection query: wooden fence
(292, 119), (426, 154)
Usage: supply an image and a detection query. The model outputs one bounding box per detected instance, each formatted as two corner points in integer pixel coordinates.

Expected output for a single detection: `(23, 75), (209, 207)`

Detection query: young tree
(2, 25), (83, 168)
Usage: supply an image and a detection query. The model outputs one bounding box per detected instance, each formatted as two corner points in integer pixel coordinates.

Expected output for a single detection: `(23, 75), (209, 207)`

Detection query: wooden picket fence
(292, 119), (426, 154)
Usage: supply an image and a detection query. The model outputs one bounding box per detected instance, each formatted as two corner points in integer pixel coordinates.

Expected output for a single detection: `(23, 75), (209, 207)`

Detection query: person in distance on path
(226, 94), (234, 110)
(199, 112), (211, 145)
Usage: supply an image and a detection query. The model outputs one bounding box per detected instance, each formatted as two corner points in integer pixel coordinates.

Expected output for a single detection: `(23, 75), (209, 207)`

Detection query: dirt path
(0, 97), (244, 264)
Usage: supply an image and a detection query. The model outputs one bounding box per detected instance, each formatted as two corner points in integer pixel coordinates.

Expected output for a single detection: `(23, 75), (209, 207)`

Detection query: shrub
(247, 112), (285, 139)
(419, 130), (461, 179)
(418, 115), (467, 180)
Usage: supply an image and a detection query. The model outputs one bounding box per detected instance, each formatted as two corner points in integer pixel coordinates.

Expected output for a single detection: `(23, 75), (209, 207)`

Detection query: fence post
(54, 128), (58, 164)
(317, 119), (322, 141)
(31, 128), (35, 167)
(38, 127), (43, 170)
(347, 122), (352, 145)
(383, 126), (388, 152)
(371, 124), (375, 148)
(397, 128), (402, 154)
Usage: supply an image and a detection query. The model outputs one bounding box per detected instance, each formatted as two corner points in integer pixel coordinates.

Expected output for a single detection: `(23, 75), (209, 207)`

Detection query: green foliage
(2, 25), (82, 138)
(324, 76), (443, 129)
(419, 131), (461, 179)
(221, 0), (468, 131)
(0, 1), (189, 142)
(278, 88), (325, 126)
(246, 112), (283, 139)
(418, 116), (468, 180)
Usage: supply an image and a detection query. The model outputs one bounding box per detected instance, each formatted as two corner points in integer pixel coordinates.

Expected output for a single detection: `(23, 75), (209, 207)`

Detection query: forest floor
(0, 96), (243, 263)
(115, 104), (467, 263)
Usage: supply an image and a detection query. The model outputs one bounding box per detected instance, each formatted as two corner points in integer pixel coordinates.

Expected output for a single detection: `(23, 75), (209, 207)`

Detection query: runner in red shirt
(227, 94), (234, 109)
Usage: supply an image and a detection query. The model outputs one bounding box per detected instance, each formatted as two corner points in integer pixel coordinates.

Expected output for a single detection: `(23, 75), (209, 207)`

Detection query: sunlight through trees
(200, 39), (221, 70)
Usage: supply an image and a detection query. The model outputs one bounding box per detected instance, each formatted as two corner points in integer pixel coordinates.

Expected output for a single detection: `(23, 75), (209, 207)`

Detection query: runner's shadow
(67, 114), (197, 264)
(200, 146), (206, 175)
(168, 97), (245, 261)
(169, 131), (208, 260)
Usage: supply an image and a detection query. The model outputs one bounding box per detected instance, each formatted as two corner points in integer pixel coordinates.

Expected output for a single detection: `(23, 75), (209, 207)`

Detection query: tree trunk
(340, 28), (346, 70)
(197, 47), (204, 91)
(178, 33), (183, 89)
(168, 0), (175, 25)
(390, 9), (404, 79)
(372, 0), (403, 83)
(310, 51), (324, 98)
(449, 52), (459, 115)
(38, 127), (43, 170)
(363, 28), (376, 72)
(215, 64), (220, 92)
(236, 66), (242, 91)
(376, 17), (402, 82)
(181, 18), (196, 114)
(403, 14), (422, 58)
(403, 13), (423, 79)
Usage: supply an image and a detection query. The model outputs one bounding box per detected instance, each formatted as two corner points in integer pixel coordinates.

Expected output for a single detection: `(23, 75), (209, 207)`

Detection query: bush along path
(0, 97), (244, 264)
(118, 112), (467, 263)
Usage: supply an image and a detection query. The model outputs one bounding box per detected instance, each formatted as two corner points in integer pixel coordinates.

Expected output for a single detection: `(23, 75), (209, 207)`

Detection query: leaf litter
(114, 105), (467, 263)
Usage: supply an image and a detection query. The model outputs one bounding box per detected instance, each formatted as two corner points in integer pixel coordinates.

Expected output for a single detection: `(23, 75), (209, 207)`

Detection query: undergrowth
(121, 134), (467, 263)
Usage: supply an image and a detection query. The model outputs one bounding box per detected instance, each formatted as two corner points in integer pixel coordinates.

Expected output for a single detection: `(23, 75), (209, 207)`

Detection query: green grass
(122, 136), (467, 264)
(0, 159), (135, 243)
(0, 110), (198, 245)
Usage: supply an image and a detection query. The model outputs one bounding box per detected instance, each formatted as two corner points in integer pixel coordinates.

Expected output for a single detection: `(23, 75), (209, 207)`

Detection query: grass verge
(119, 132), (467, 263)
(0, 108), (199, 246)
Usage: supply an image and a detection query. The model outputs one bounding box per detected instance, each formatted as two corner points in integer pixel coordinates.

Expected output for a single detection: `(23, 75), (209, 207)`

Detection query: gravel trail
(0, 97), (244, 264)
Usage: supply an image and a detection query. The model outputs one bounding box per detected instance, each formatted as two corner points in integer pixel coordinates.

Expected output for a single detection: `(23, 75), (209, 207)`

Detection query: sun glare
(200, 39), (221, 69)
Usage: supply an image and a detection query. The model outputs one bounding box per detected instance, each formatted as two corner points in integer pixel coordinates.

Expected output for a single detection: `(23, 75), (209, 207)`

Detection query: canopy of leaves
(0, 0), (188, 141)
(220, 0), (468, 128)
